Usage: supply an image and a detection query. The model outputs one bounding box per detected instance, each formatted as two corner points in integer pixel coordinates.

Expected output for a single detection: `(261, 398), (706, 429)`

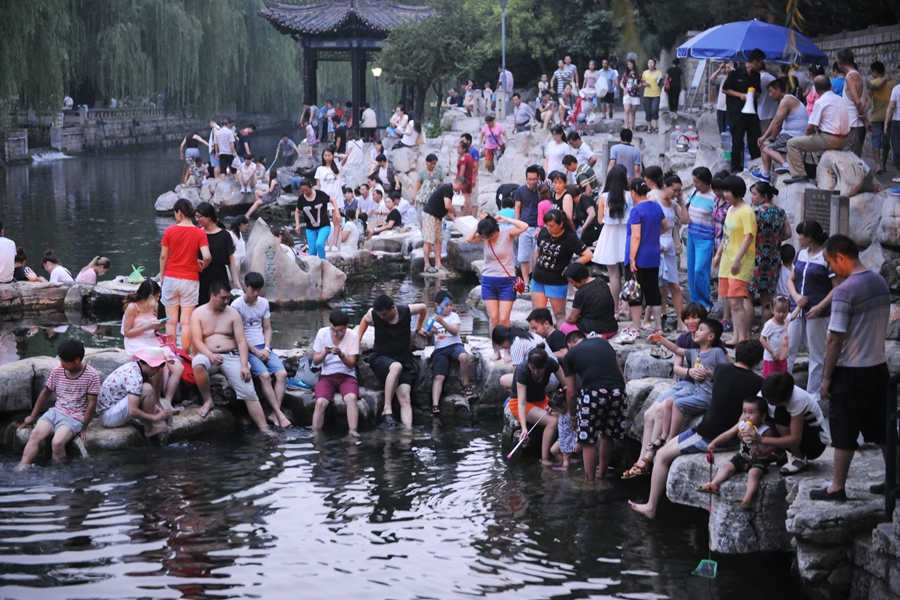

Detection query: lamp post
(499, 0), (508, 116)
(372, 67), (382, 132)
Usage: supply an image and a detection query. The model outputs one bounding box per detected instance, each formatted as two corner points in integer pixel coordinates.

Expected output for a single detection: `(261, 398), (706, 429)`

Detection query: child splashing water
(549, 390), (581, 470)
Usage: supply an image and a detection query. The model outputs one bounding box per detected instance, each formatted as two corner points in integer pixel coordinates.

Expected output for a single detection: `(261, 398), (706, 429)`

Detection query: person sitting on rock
(245, 173), (284, 219)
(235, 154), (258, 194)
(190, 281), (273, 434)
(629, 339), (763, 519)
(527, 308), (568, 361)
(510, 347), (565, 465)
(232, 272), (291, 428)
(752, 78), (808, 182)
(369, 195), (403, 236)
(357, 294), (428, 429)
(311, 310), (361, 437)
(96, 347), (174, 438)
(697, 396), (774, 510)
(417, 290), (473, 416)
(492, 325), (554, 389)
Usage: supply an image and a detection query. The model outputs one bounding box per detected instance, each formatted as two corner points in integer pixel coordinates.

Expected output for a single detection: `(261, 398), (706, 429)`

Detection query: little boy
(232, 272), (292, 428)
(699, 396), (774, 510)
(417, 291), (473, 415)
(549, 390), (581, 470)
(776, 243), (795, 298)
(760, 295), (796, 377)
(18, 339), (101, 467)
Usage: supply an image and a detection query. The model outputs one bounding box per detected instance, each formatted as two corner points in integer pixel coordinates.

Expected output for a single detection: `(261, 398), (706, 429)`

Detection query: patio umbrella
(677, 19), (828, 66)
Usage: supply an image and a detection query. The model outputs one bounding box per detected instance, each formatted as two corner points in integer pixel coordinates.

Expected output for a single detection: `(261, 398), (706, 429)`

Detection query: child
(623, 319), (728, 478)
(699, 396), (774, 510)
(536, 183), (553, 227)
(538, 74), (550, 93)
(302, 120), (318, 156)
(17, 339), (101, 468)
(497, 196), (516, 224)
(760, 295), (792, 377)
(776, 243), (795, 298)
(417, 291), (473, 415)
(549, 390), (581, 470)
(710, 171), (733, 332)
(232, 272), (292, 428)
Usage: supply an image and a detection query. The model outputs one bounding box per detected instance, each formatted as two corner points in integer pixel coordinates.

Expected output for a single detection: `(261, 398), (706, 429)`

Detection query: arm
(199, 245), (211, 272)
(432, 312), (460, 335)
(80, 395), (98, 440)
(444, 196), (459, 221)
(761, 101), (790, 142)
(805, 285), (837, 319)
(709, 64), (723, 83)
(18, 387), (53, 429)
(672, 354), (689, 378)
(356, 309), (372, 341)
(730, 233), (754, 276)
(564, 307), (581, 324)
(233, 313), (253, 382)
(294, 208), (302, 234)
(707, 424), (739, 452)
(517, 382), (529, 434)
(759, 413), (804, 448)
(647, 333), (686, 356)
(410, 303), (428, 332)
(255, 317), (273, 361)
(629, 224), (641, 271)
(576, 247), (593, 265)
(566, 374), (577, 417)
(514, 199), (522, 221)
(581, 204), (597, 231)
(159, 245), (169, 286)
(779, 215), (792, 242)
(179, 137), (187, 159)
(122, 304), (162, 338)
(563, 194), (574, 222)
(820, 330), (845, 399)
(660, 218), (671, 234)
(886, 101), (897, 132)
(499, 215), (529, 237)
(633, 163), (641, 179)
(759, 333), (777, 358)
(228, 254), (240, 290)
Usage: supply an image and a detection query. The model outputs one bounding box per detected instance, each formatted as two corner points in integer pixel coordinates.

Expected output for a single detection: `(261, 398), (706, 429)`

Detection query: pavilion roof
(259, 0), (433, 38)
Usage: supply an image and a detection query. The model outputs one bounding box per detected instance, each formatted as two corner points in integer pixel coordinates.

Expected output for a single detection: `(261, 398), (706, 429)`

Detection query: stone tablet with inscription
(802, 189), (848, 236)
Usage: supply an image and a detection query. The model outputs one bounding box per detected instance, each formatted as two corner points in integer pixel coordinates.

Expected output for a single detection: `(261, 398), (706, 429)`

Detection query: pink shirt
(537, 200), (552, 227)
(481, 124), (506, 149)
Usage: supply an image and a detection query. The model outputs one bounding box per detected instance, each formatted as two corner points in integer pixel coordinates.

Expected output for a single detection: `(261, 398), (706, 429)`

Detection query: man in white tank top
(753, 78), (809, 181)
(837, 48), (872, 157)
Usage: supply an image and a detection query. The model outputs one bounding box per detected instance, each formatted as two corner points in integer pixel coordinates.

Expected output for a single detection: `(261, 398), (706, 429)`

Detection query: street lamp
(371, 67), (382, 132)
(499, 0), (508, 115)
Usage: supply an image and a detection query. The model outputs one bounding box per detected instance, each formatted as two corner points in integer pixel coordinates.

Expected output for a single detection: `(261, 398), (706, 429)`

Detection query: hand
(757, 137), (766, 149)
(739, 93), (747, 101)
(154, 319), (167, 330)
(707, 442), (716, 453)
(416, 328), (427, 337)
(18, 415), (35, 430)
(885, 124), (890, 135)
(180, 153), (184, 160)
(155, 409), (173, 422)
(630, 262), (638, 273)
(240, 366), (252, 382)
(211, 353), (224, 366)
(687, 367), (706, 380)
(81, 429), (88, 442)
(295, 224), (301, 235)
(750, 447), (761, 457)
(197, 259), (205, 272)
(820, 377), (831, 400)
(257, 348), (271, 361)
(805, 303), (824, 319)
(332, 347), (343, 357)
(730, 259), (740, 276)
(647, 333), (663, 343)
(866, 122), (874, 135)
(712, 255), (720, 270)
(794, 294), (808, 309)
(779, 346), (789, 361)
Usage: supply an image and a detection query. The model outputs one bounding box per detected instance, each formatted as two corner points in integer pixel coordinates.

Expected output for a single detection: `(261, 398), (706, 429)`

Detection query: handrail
(886, 373), (900, 520)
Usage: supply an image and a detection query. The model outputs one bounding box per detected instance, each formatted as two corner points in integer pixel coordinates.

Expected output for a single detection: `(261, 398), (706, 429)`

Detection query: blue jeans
(686, 234), (714, 308)
(306, 226), (331, 259)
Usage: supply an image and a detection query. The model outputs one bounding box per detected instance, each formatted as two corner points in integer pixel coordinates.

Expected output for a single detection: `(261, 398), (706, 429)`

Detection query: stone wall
(813, 25), (900, 70)
(0, 129), (29, 164)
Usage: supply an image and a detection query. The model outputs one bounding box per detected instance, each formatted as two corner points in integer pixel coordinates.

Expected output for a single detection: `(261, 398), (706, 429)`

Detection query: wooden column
(303, 42), (317, 106)
(358, 57), (367, 130)
(350, 44), (361, 132)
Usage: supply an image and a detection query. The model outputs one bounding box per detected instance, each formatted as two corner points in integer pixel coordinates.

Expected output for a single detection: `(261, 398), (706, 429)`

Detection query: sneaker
(870, 482), (886, 494)
(751, 170), (770, 181)
(892, 177), (900, 183)
(285, 377), (312, 391)
(783, 175), (809, 184)
(774, 164), (790, 174)
(891, 188), (900, 197)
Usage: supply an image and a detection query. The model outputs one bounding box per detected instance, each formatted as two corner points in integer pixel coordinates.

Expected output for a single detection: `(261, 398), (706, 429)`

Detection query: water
(0, 134), (807, 599)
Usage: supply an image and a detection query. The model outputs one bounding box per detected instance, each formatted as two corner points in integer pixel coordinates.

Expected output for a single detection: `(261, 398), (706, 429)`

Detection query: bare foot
(260, 427), (277, 437)
(196, 402), (214, 418)
(540, 458), (554, 466)
(276, 413), (292, 427)
(347, 429), (360, 438)
(628, 500), (656, 519)
(145, 421), (171, 438)
(267, 413), (279, 427)
(491, 351), (501, 361)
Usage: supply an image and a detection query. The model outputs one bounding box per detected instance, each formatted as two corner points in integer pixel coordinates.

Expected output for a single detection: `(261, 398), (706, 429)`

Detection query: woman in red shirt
(159, 198), (211, 351)
(456, 141), (476, 217)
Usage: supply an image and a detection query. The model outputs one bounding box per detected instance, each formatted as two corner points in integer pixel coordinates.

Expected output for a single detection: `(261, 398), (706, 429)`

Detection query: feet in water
(144, 420), (171, 438)
(628, 500), (655, 519)
(196, 402), (214, 418)
(380, 413), (402, 429)
(267, 412), (292, 428)
(347, 429), (360, 438)
(540, 458), (554, 466)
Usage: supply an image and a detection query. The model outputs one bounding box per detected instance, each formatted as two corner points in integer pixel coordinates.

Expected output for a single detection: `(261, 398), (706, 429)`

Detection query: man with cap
(97, 347), (174, 438)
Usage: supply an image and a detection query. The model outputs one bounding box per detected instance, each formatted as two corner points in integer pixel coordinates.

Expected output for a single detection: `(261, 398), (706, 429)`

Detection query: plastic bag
(620, 277), (642, 303)
(125, 265), (146, 284)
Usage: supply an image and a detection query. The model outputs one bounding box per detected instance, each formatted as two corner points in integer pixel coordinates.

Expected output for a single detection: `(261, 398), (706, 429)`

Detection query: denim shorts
(530, 278), (569, 299)
(38, 407), (84, 435)
(871, 122), (888, 148)
(676, 429), (712, 454)
(431, 343), (467, 376)
(481, 275), (516, 301)
(517, 227), (539, 262)
(247, 344), (286, 377)
(209, 153), (220, 167)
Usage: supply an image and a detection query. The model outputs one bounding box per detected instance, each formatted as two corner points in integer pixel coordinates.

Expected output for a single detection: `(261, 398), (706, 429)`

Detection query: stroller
(565, 90), (596, 136)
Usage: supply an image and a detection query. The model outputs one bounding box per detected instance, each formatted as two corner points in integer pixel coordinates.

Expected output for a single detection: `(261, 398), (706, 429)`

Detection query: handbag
(620, 276), (642, 303)
(489, 239), (525, 294)
(294, 356), (321, 387)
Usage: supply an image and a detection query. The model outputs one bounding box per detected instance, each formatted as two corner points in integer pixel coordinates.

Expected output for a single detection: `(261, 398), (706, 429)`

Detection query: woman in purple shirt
(624, 178), (670, 338)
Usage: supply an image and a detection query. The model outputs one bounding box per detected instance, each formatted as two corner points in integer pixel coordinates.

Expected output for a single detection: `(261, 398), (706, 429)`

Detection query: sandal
(621, 457), (652, 479)
(432, 406), (441, 416)
(780, 454), (809, 475)
(463, 384), (475, 397)
(741, 499), (752, 510)
(698, 483), (720, 494)
(647, 436), (666, 451)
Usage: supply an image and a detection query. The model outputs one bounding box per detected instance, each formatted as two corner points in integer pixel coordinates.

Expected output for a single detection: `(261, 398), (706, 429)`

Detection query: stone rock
(657, 111), (698, 137)
(200, 179), (216, 202)
(396, 172), (417, 202)
(82, 348), (132, 380)
(816, 151), (879, 197)
(0, 281), (72, 315)
(216, 177), (252, 209)
(623, 350), (674, 380)
(886, 304), (900, 341)
(623, 377), (671, 424)
(848, 192), (885, 248)
(695, 110), (720, 139)
(444, 239), (483, 274)
(327, 249), (380, 278)
(885, 340), (900, 375)
(276, 166), (296, 191)
(364, 229), (417, 253)
(440, 110), (466, 130)
(240, 217), (346, 304)
(627, 378), (677, 441)
(0, 357), (58, 413)
(389, 146), (418, 174)
(876, 194), (900, 249)
(177, 185), (201, 206)
(340, 160), (372, 191)
(155, 191), (179, 212)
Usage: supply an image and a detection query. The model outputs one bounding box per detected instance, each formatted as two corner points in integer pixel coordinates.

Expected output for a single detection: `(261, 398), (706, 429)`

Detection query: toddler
(549, 390), (581, 470)
(776, 243), (795, 298)
(760, 295), (796, 377)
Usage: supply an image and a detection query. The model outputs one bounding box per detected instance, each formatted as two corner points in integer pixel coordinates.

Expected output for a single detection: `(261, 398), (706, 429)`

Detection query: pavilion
(258, 0), (433, 124)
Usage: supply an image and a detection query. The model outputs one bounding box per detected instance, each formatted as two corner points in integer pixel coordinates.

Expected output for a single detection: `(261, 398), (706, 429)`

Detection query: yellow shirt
(642, 70), (662, 98)
(870, 77), (896, 122)
(719, 203), (757, 282)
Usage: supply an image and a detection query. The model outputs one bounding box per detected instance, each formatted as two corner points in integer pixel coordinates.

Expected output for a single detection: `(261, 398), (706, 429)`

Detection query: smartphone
(158, 317), (169, 323)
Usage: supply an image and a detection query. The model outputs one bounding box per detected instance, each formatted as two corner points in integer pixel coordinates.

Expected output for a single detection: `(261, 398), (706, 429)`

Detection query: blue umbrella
(677, 19), (828, 66)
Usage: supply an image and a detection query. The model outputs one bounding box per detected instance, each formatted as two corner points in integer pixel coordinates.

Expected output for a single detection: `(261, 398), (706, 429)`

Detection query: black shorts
(218, 155), (234, 173)
(773, 405), (828, 460)
(730, 452), (768, 472)
(603, 92), (615, 104)
(431, 343), (467, 377)
(627, 267), (662, 307)
(828, 363), (889, 450)
(576, 386), (627, 445)
(369, 353), (415, 387)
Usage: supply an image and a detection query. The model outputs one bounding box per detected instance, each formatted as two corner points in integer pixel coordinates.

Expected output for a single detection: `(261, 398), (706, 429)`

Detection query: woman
(196, 202), (239, 304)
(386, 105), (408, 139)
(492, 324), (553, 373)
(711, 171), (733, 331)
(510, 347), (565, 465)
(665, 58), (685, 113)
(337, 130), (365, 165)
(369, 139), (385, 172)
(277, 227), (298, 261)
(465, 212), (529, 361)
(456, 141), (476, 217)
(583, 60), (599, 93)
(294, 177), (341, 260)
(644, 167), (685, 332)
(394, 111), (422, 150)
(464, 79), (476, 115)
(557, 84), (576, 125)
(340, 208), (362, 252)
(624, 178), (669, 338)
(544, 126), (570, 176)
(532, 209), (593, 326)
(414, 153), (443, 223)
(548, 171), (575, 225)
(159, 198), (211, 351)
(680, 167), (717, 309)
(620, 59), (642, 130)
(41, 251), (74, 283)
(75, 256), (111, 284)
(787, 220), (833, 396)
(315, 148), (343, 251)
(121, 278), (185, 406)
(592, 165), (632, 320)
(229, 216), (248, 264)
(640, 58), (663, 132)
(561, 262), (617, 338)
(480, 115), (507, 174)
(246, 173), (284, 219)
(750, 181), (791, 323)
(13, 247), (39, 282)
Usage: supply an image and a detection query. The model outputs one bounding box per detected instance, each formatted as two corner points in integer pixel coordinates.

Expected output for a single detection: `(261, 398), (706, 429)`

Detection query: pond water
(0, 134), (807, 599)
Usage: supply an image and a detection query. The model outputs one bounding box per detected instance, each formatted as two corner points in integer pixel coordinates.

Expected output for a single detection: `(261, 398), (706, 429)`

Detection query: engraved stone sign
(801, 189), (848, 236)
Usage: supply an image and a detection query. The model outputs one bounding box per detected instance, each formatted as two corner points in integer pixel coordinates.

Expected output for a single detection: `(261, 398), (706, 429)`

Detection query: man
(232, 272), (292, 428)
(332, 115), (347, 155)
(599, 59), (619, 119)
(885, 63), (900, 189)
(752, 78), (808, 182)
(814, 235), (891, 500)
(97, 347), (173, 438)
(563, 55), (579, 89)
(608, 128), (642, 179)
(536, 90), (555, 129)
(421, 177), (464, 273)
(274, 134), (298, 168)
(512, 93), (535, 133)
(562, 155), (600, 242)
(357, 295), (427, 428)
(566, 131), (597, 168)
(837, 48), (872, 157)
(190, 281), (272, 434)
(214, 120), (237, 179)
(360, 102), (377, 142)
(784, 75), (850, 184)
(514, 165), (542, 287)
(551, 59), (573, 96)
(235, 123), (256, 161)
(868, 61), (896, 173)
(564, 330), (626, 481)
(235, 154), (258, 194)
(527, 308), (567, 360)
(630, 340), (764, 518)
(757, 63), (778, 133)
(312, 310), (361, 436)
(356, 183), (377, 217)
(206, 119), (221, 178)
(498, 65), (514, 113)
(441, 89), (464, 110)
(0, 220), (15, 284)
(722, 48), (766, 173)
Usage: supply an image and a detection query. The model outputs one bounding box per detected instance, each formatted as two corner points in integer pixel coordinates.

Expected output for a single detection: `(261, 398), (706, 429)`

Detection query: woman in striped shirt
(678, 167), (717, 309)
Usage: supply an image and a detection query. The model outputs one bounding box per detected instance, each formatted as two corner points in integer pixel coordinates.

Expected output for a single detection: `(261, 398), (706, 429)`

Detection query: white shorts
(624, 96), (641, 106)
(192, 352), (259, 401)
(100, 397), (131, 428)
(161, 277), (200, 308)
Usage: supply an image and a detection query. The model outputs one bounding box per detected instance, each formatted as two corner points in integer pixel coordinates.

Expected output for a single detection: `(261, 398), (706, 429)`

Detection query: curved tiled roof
(259, 0), (433, 37)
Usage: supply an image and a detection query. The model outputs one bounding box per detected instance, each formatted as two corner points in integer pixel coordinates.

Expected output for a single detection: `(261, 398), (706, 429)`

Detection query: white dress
(656, 199), (678, 284)
(315, 164), (342, 201)
(545, 141), (570, 175)
(592, 193), (632, 266)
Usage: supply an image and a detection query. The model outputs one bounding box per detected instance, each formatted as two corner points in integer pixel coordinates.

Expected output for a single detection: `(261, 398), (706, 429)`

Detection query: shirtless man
(190, 281), (271, 434)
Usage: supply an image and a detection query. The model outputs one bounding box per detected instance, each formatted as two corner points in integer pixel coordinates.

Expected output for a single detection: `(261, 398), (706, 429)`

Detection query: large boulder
(364, 229), (418, 253)
(389, 146), (419, 174)
(240, 217), (346, 304)
(154, 191), (178, 212)
(623, 350), (674, 380)
(444, 239), (483, 274)
(440, 110), (467, 130)
(176, 185), (201, 206)
(848, 191), (886, 248)
(816, 151), (879, 197)
(215, 177), (251, 209)
(876, 194), (900, 249)
(0, 356), (59, 412)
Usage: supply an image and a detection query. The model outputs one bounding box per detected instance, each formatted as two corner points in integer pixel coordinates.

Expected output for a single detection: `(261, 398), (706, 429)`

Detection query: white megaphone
(742, 88), (756, 114)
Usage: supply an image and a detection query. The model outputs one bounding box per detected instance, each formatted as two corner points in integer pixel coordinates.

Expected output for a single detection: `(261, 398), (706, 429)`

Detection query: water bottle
(720, 126), (732, 162)
(743, 145), (750, 170)
(669, 126), (681, 154)
(425, 296), (451, 333)
(687, 125), (698, 154)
